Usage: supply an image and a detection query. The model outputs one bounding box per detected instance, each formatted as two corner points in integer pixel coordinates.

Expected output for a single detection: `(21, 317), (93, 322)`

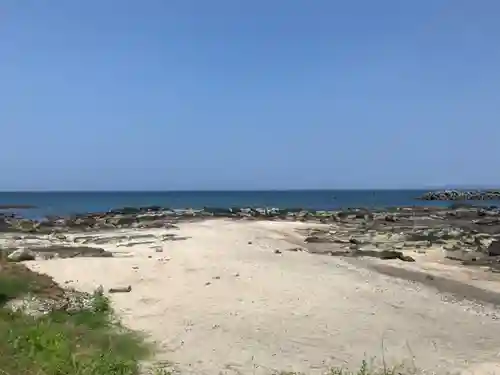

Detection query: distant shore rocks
(0, 207), (306, 233)
(0, 204), (38, 209)
(418, 190), (500, 201)
(3, 203), (500, 274)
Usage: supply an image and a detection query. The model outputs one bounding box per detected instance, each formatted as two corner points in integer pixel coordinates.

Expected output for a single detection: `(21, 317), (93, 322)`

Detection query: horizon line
(1, 187), (499, 193)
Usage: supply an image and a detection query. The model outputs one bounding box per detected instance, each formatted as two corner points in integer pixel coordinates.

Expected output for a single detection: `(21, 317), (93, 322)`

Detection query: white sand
(25, 219), (500, 375)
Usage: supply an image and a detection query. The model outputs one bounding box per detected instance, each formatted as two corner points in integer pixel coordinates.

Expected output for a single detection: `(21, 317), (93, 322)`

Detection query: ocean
(0, 190), (465, 218)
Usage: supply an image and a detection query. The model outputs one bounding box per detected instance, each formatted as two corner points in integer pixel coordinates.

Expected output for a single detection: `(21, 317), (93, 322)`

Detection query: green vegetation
(279, 359), (415, 375)
(0, 262), (153, 375)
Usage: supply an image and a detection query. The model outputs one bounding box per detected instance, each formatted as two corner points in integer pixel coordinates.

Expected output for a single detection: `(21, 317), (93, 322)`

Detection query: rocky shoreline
(4, 205), (500, 374)
(418, 189), (500, 201)
(298, 206), (500, 269)
(0, 204), (38, 209)
(1, 204), (500, 273)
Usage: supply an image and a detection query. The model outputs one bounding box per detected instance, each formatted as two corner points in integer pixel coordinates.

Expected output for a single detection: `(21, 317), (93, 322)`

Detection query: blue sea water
(0, 190), (462, 219)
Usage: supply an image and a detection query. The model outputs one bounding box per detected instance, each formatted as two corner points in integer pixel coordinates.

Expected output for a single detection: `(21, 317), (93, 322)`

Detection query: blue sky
(1, 1), (499, 190)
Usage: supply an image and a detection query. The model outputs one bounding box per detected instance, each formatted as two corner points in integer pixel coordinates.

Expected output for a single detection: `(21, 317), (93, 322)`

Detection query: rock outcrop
(418, 190), (500, 201)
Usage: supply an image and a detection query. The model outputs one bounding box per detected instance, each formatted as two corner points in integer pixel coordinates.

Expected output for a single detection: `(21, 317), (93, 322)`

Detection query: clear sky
(1, 1), (499, 190)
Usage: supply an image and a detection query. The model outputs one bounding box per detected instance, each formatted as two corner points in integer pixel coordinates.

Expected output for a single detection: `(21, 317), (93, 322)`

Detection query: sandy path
(26, 220), (500, 375)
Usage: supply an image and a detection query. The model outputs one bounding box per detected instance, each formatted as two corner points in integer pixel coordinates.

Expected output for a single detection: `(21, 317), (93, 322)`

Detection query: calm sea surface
(0, 190), (472, 218)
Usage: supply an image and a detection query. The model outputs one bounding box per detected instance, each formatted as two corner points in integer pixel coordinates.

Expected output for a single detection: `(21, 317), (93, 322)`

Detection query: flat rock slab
(31, 245), (113, 258)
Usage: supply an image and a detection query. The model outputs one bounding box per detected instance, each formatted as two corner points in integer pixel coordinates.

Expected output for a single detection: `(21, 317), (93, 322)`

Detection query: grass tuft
(0, 261), (152, 375)
(278, 359), (418, 375)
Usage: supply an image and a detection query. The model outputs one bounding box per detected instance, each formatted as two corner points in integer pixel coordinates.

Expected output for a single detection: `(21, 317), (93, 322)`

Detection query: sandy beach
(11, 218), (500, 375)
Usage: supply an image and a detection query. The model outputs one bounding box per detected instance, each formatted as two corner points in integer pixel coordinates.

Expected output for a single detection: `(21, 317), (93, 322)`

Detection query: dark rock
(304, 236), (332, 243)
(67, 216), (98, 229)
(336, 211), (351, 219)
(109, 216), (137, 226)
(0, 217), (10, 232)
(374, 250), (407, 260)
(286, 247), (303, 252)
(487, 240), (500, 256)
(399, 255), (416, 262)
(353, 250), (415, 262)
(108, 285), (132, 293)
(136, 214), (164, 222)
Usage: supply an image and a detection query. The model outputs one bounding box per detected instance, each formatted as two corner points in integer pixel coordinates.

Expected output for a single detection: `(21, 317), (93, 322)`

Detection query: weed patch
(0, 261), (152, 375)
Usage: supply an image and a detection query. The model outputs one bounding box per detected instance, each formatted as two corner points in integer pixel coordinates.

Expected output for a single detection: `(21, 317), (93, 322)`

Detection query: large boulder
(107, 215), (137, 227)
(486, 240), (500, 257)
(7, 248), (36, 262)
(0, 216), (10, 232)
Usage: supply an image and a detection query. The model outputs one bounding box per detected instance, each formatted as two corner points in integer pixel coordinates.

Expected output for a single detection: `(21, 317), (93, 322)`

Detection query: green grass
(279, 359), (417, 375)
(0, 262), (58, 305)
(0, 262), (153, 375)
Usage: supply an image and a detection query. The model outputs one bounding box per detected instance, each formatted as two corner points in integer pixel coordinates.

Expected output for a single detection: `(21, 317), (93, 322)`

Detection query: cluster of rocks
(1, 211), (183, 234)
(418, 190), (500, 201)
(6, 289), (103, 317)
(0, 225), (191, 262)
(298, 205), (500, 271)
(6, 204), (498, 235)
(0, 206), (372, 233)
(3, 203), (500, 272)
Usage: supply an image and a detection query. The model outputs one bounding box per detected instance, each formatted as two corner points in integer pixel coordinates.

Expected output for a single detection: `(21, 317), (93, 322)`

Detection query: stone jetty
(418, 189), (500, 201)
